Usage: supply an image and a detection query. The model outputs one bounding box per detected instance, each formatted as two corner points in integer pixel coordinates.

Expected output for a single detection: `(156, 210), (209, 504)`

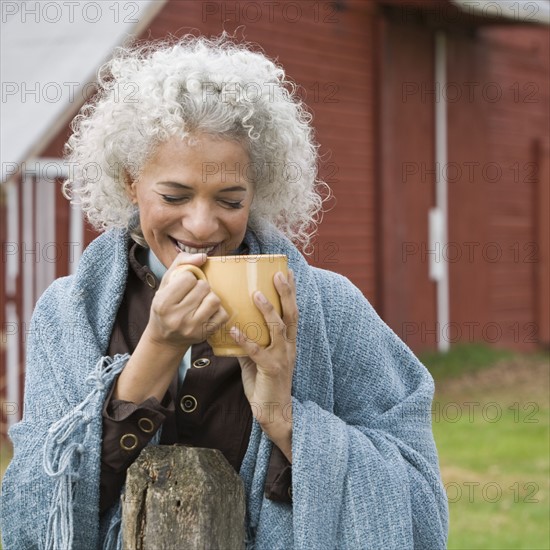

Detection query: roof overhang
(377, 0), (550, 27)
(1, 0), (168, 183)
(451, 0), (550, 25)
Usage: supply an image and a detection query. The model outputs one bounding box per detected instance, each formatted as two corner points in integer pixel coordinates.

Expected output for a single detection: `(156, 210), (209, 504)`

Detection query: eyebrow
(157, 181), (247, 192)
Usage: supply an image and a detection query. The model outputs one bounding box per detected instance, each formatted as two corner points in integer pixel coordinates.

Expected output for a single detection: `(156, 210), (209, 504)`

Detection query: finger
(195, 297), (229, 334)
(153, 272), (199, 313)
(160, 252), (207, 289)
(253, 290), (286, 345)
(203, 306), (229, 333)
(229, 326), (262, 359)
(171, 251), (208, 268)
(273, 270), (298, 344)
(160, 272), (210, 305)
(236, 356), (257, 402)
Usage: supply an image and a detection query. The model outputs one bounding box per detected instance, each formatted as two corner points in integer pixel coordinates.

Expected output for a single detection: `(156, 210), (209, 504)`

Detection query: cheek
(232, 210), (250, 235)
(139, 203), (172, 232)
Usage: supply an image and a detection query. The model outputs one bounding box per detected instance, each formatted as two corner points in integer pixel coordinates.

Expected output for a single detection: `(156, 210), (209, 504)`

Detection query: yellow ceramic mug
(176, 254), (288, 356)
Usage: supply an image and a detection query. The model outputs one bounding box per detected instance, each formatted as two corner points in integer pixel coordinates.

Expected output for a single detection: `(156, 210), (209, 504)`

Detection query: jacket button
(138, 417), (155, 433)
(193, 357), (211, 368)
(145, 272), (156, 288)
(287, 486), (293, 499)
(120, 433), (138, 451)
(180, 395), (198, 413)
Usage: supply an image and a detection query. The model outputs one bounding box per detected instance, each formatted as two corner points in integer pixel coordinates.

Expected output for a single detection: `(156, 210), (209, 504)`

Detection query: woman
(1, 35), (448, 549)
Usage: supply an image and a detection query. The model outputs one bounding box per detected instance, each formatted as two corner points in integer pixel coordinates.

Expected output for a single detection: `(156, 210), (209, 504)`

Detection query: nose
(182, 201), (219, 241)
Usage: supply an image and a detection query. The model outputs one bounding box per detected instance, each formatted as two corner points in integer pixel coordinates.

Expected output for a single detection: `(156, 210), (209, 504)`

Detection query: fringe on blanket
(42, 354), (129, 550)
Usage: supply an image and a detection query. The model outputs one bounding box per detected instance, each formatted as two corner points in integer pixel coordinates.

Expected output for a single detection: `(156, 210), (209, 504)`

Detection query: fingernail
(277, 272), (287, 284)
(256, 291), (268, 304)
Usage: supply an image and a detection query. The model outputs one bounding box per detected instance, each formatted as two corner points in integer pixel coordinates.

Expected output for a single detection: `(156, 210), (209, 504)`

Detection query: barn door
(377, 15), (437, 353)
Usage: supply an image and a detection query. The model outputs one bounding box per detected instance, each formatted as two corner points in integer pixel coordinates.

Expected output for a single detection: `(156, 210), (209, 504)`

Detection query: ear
(123, 171), (138, 204)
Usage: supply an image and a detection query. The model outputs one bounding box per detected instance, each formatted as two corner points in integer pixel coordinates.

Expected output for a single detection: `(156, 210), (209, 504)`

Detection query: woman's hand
(146, 252), (229, 349)
(229, 270), (297, 462)
(113, 252), (228, 403)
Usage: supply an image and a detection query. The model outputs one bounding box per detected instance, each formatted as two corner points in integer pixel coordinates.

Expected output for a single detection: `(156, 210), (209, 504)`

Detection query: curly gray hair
(63, 34), (328, 250)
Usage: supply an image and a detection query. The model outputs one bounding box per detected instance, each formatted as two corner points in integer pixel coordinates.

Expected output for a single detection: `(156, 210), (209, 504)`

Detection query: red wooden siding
(446, 30), (493, 350)
(481, 26), (549, 349)
(375, 8), (549, 352)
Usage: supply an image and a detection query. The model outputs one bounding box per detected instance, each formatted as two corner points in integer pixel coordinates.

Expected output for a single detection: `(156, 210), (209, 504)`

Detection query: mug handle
(174, 264), (207, 282)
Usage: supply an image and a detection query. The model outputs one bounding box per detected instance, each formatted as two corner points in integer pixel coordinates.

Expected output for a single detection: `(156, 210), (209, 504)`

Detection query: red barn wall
(449, 25), (549, 351)
(481, 26), (550, 349)
(376, 5), (549, 352)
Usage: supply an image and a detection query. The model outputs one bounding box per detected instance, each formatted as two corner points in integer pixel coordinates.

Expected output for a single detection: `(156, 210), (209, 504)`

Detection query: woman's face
(127, 134), (253, 267)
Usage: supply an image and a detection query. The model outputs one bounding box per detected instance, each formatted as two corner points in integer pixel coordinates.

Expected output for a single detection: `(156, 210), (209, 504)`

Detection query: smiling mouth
(172, 238), (217, 255)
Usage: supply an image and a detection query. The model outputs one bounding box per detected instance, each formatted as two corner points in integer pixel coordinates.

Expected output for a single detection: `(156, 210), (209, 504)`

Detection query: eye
(219, 200), (244, 209)
(160, 195), (190, 204)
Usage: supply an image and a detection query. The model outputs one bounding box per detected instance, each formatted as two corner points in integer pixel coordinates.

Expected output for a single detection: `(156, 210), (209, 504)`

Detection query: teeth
(176, 241), (215, 254)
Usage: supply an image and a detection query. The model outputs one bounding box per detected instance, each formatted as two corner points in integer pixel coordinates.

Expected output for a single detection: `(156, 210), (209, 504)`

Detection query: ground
(427, 349), (550, 549)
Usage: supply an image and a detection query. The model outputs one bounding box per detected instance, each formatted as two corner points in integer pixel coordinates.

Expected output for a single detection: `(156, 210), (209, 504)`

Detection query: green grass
(433, 403), (549, 549)
(425, 345), (550, 549)
(419, 343), (516, 381)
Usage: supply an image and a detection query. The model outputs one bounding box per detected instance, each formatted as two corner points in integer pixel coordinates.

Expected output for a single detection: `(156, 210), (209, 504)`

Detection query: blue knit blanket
(1, 226), (448, 549)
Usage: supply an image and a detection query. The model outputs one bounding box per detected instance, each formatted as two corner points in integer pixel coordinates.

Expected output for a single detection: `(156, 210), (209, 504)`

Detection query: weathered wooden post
(121, 445), (246, 549)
